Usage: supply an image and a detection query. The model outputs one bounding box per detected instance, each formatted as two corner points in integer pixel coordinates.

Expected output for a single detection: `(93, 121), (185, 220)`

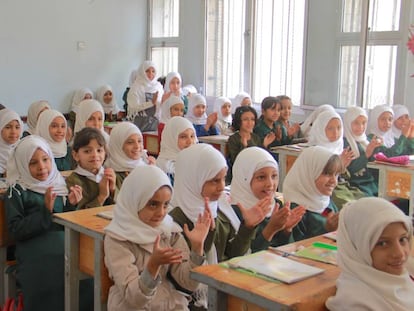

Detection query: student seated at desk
(35, 109), (74, 171)
(69, 87), (94, 130)
(66, 128), (116, 209)
(104, 165), (210, 311)
(4, 135), (90, 311)
(22, 100), (51, 137)
(186, 93), (219, 137)
(156, 116), (197, 185)
(277, 95), (303, 142)
(230, 147), (305, 252)
(283, 146), (340, 241)
(213, 96), (233, 136)
(96, 84), (122, 122)
(106, 122), (155, 192)
(326, 197), (414, 311)
(169, 143), (269, 310)
(158, 95), (185, 141)
(0, 108), (23, 177)
(343, 107), (381, 197)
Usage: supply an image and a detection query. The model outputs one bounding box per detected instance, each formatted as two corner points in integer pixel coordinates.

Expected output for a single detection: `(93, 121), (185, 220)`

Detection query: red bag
(0, 293), (23, 311)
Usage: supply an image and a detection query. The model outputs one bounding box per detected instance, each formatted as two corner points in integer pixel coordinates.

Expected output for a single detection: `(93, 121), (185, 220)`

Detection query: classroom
(1, 0), (414, 310)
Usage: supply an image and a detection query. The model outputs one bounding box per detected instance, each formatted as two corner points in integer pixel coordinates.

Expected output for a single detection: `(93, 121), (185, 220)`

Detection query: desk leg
(376, 168), (387, 200)
(278, 153), (287, 192)
(94, 238), (106, 311)
(64, 227), (80, 311)
(208, 287), (227, 311)
(0, 246), (6, 305)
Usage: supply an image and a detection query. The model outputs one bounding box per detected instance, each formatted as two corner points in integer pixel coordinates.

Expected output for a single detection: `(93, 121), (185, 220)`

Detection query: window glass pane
(368, 0), (400, 32)
(342, 0), (362, 33)
(253, 0), (305, 104)
(151, 0), (179, 38)
(363, 45), (396, 109)
(151, 47), (178, 76)
(206, 0), (245, 97)
(338, 45), (359, 108)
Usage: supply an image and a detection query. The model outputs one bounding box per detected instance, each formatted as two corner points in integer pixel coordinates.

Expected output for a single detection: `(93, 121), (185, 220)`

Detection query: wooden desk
(191, 236), (338, 311)
(198, 135), (229, 156)
(143, 131), (159, 156)
(367, 161), (414, 216)
(271, 145), (304, 191)
(53, 205), (114, 311)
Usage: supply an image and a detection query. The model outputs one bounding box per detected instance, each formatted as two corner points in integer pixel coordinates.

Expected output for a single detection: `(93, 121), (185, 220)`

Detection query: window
(205, 0), (305, 104)
(148, 0), (179, 76)
(304, 0), (408, 109)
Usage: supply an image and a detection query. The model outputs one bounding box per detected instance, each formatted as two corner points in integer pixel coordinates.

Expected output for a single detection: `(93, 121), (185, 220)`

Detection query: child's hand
(104, 168), (116, 192)
(366, 135), (383, 158)
(183, 208), (212, 256)
(261, 201), (290, 241)
(206, 112), (218, 130)
(98, 177), (110, 204)
(325, 212), (339, 232)
(68, 185), (83, 205)
(202, 197), (216, 231)
(66, 127), (73, 144)
(287, 123), (300, 137)
(151, 91), (159, 105)
(147, 155), (156, 165)
(340, 147), (355, 168)
(408, 119), (414, 139)
(263, 132), (276, 148)
(237, 196), (272, 229)
(45, 186), (57, 213)
(284, 204), (306, 233)
(147, 235), (183, 278)
(274, 125), (282, 141)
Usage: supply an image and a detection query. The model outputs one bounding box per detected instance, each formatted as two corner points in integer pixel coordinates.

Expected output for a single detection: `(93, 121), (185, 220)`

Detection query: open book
(228, 251), (324, 284)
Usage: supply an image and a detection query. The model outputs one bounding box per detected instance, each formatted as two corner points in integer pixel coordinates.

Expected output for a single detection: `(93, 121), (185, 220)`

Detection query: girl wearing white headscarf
(104, 165), (208, 311)
(308, 109), (365, 208)
(230, 147), (305, 252)
(186, 94), (219, 136)
(161, 71), (189, 114)
(73, 99), (109, 143)
(69, 88), (94, 129)
(326, 197), (414, 311)
(23, 100), (51, 137)
(126, 60), (164, 122)
(231, 91), (252, 114)
(283, 146), (341, 241)
(214, 97), (233, 135)
(106, 122), (154, 191)
(156, 116), (197, 181)
(0, 108), (23, 175)
(35, 109), (73, 171)
(96, 85), (121, 121)
(5, 135), (85, 311)
(392, 104), (414, 154)
(300, 104), (336, 139)
(158, 95), (185, 139)
(343, 106), (379, 197)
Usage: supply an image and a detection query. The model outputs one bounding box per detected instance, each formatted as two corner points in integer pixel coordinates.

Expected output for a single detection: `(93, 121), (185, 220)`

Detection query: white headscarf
(71, 88), (93, 114)
(308, 110), (344, 155)
(368, 105), (395, 148)
(106, 122), (146, 172)
(186, 94), (207, 125)
(164, 71), (182, 93)
(283, 146), (333, 213)
(35, 109), (68, 158)
(160, 95), (184, 123)
(105, 165), (180, 245)
(6, 135), (68, 196)
(73, 99), (109, 142)
(326, 197), (414, 311)
(182, 84), (197, 96)
(300, 104), (336, 139)
(156, 116), (197, 174)
(231, 92), (251, 114)
(231, 147), (278, 217)
(0, 109), (23, 173)
(96, 85), (120, 114)
(128, 70), (138, 87)
(26, 100), (51, 134)
(343, 107), (369, 158)
(214, 97), (232, 123)
(392, 104), (410, 139)
(172, 143), (227, 223)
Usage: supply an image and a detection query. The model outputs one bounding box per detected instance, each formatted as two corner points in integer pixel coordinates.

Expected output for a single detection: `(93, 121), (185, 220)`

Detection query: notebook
(96, 210), (114, 220)
(294, 242), (338, 265)
(228, 250), (324, 284)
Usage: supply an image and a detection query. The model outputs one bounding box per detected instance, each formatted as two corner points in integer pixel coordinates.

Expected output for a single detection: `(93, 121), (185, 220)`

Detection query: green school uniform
(55, 146), (75, 171)
(291, 201), (338, 242)
(169, 206), (255, 262)
(115, 171), (128, 192)
(343, 138), (378, 197)
(66, 172), (115, 209)
(227, 131), (262, 165)
(332, 171), (366, 210)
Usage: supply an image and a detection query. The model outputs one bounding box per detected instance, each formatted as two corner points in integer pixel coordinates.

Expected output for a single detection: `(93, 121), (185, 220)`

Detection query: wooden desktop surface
(191, 235), (338, 311)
